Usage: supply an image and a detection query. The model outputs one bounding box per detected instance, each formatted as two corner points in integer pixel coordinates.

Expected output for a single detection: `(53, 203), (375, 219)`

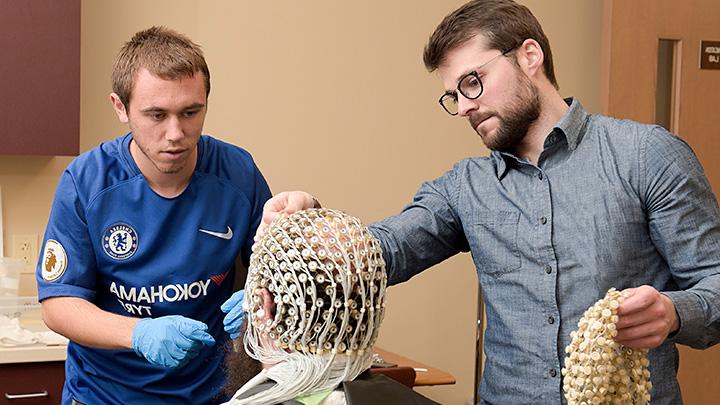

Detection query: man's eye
(465, 75), (481, 89)
(183, 110), (198, 118)
(150, 113), (165, 121)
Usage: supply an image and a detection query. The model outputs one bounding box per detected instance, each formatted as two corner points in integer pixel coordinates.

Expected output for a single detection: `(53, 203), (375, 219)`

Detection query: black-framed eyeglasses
(438, 48), (515, 116)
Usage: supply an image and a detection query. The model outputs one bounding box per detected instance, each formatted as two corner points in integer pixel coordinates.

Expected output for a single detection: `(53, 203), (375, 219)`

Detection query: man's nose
(165, 116), (184, 141)
(457, 93), (478, 117)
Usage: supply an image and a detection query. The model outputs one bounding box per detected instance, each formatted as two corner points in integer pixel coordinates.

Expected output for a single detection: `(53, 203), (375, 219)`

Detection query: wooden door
(602, 1), (720, 403)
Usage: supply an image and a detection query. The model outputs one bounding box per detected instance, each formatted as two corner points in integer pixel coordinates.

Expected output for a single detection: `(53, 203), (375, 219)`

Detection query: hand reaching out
(255, 191), (319, 242)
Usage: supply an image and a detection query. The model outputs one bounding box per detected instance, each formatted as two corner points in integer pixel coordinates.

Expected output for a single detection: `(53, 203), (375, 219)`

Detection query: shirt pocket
(470, 210), (522, 275)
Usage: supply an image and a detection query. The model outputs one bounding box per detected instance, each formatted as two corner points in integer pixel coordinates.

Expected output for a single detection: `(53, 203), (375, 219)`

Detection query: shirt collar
(493, 152), (508, 179)
(492, 151), (526, 180)
(491, 97), (588, 179)
(554, 97), (588, 151)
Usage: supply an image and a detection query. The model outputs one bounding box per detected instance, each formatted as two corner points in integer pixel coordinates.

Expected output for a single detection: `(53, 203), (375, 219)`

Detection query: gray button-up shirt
(369, 98), (720, 404)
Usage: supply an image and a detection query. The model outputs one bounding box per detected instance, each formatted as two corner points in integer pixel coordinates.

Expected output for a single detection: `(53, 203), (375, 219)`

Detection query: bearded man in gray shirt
(221, 1), (720, 403)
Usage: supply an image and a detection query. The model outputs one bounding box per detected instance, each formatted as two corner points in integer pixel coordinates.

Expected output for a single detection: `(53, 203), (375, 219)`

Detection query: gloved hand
(131, 315), (216, 368)
(221, 289), (245, 339)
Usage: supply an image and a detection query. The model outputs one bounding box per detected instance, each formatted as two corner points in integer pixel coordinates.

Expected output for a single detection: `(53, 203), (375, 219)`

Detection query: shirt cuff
(661, 290), (718, 349)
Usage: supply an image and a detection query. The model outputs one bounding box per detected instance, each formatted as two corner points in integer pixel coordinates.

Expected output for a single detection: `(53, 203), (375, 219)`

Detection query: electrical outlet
(12, 234), (38, 267)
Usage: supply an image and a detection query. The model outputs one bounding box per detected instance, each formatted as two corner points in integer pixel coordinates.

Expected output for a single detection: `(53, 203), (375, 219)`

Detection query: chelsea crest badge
(103, 223), (139, 260)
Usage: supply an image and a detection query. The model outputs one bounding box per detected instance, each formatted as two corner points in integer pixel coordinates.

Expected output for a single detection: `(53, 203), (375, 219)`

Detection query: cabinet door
(0, 0), (80, 156)
(0, 362), (65, 405)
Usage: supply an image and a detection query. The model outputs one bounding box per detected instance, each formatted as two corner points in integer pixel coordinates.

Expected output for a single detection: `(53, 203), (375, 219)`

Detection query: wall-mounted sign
(700, 40), (720, 70)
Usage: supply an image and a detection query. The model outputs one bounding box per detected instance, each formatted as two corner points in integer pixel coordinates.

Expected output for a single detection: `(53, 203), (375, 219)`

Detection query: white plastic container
(0, 257), (23, 296)
(0, 295), (40, 320)
(0, 295), (48, 340)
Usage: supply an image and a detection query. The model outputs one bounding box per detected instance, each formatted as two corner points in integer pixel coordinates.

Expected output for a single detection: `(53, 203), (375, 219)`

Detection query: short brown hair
(423, 0), (558, 89)
(111, 26), (211, 107)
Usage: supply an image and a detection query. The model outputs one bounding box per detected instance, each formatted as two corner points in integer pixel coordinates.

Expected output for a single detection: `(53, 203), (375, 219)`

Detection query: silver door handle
(4, 390), (49, 399)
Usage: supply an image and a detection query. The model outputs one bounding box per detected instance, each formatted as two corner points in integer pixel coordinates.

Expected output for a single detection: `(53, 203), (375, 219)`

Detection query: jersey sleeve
(37, 170), (98, 302)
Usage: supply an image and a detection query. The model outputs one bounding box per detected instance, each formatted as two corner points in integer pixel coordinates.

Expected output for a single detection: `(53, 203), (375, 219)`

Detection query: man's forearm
(41, 296), (139, 350)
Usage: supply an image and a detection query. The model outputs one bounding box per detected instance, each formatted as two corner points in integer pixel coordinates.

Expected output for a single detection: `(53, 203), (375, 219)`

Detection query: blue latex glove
(221, 289), (245, 339)
(131, 315), (216, 368)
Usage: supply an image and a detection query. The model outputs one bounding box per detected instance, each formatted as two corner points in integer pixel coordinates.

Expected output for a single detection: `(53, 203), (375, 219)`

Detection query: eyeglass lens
(440, 73), (484, 115)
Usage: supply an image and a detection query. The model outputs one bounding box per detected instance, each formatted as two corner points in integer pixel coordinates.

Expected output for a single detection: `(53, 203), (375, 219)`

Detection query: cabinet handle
(4, 390), (49, 399)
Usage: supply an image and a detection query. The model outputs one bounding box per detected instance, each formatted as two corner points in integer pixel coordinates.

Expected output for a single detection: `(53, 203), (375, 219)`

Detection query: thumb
(221, 289), (245, 313)
(175, 318), (216, 346)
(620, 287), (637, 297)
(188, 328), (216, 347)
(617, 286), (652, 315)
(262, 210), (281, 227)
(262, 193), (289, 225)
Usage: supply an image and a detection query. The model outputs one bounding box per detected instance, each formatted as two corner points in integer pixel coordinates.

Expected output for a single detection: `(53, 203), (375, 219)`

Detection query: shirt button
(544, 265), (552, 274)
(548, 316), (555, 324)
(549, 368), (557, 377)
(537, 172), (543, 180)
(540, 217), (547, 225)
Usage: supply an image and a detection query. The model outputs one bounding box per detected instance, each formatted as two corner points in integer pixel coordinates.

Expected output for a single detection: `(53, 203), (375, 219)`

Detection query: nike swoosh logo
(199, 226), (233, 240)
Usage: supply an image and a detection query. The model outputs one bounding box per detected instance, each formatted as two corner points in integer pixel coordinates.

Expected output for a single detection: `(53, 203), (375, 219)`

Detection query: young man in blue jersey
(37, 26), (271, 404)
(232, 1), (720, 403)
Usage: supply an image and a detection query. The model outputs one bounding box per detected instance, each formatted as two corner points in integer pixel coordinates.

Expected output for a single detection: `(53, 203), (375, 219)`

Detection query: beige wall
(0, 1), (603, 403)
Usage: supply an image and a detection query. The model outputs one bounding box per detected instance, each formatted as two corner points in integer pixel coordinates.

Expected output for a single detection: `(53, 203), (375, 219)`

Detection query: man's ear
(109, 93), (129, 123)
(517, 38), (544, 78)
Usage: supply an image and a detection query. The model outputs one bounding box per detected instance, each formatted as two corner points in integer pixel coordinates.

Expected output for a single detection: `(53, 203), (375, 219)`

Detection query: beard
(471, 70), (541, 153)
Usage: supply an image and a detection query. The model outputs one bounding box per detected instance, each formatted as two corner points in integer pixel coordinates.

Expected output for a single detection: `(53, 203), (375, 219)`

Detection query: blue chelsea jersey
(36, 133), (272, 404)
